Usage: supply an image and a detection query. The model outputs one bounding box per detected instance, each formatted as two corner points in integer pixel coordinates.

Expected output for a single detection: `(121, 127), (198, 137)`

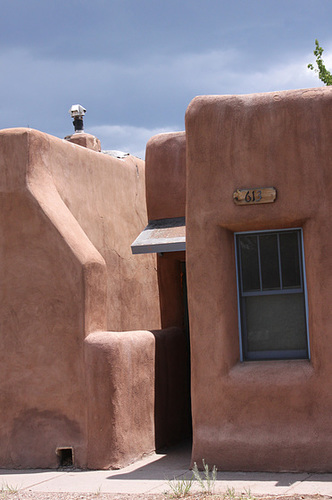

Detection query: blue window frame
(235, 228), (309, 361)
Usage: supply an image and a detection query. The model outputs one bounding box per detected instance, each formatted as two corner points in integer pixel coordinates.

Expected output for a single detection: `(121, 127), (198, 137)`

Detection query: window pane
(238, 235), (260, 292)
(259, 234), (280, 290)
(244, 293), (307, 353)
(280, 231), (301, 288)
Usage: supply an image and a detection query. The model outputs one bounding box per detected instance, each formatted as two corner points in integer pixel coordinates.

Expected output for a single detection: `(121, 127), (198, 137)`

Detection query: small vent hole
(56, 447), (73, 467)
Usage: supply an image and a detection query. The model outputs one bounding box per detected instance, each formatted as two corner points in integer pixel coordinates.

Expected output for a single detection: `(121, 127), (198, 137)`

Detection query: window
(235, 229), (309, 361)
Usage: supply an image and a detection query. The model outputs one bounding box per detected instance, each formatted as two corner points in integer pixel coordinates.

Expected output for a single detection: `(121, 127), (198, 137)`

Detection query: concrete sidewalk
(1, 442), (332, 497)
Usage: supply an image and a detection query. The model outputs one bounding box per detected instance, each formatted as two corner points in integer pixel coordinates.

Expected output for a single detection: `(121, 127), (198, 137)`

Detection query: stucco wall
(85, 325), (190, 468)
(85, 330), (156, 469)
(145, 132), (187, 330)
(145, 131), (186, 221)
(27, 129), (161, 332)
(144, 132), (192, 448)
(0, 128), (161, 468)
(186, 87), (332, 471)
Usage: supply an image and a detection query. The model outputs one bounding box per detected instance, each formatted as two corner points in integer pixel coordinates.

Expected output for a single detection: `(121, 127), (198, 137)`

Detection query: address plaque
(233, 187), (277, 206)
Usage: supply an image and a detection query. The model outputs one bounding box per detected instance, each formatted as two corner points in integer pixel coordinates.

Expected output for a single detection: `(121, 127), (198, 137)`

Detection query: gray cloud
(0, 0), (331, 156)
(89, 124), (178, 159)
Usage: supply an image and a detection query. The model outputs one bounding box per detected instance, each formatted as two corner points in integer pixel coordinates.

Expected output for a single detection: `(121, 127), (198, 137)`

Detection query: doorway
(154, 253), (192, 450)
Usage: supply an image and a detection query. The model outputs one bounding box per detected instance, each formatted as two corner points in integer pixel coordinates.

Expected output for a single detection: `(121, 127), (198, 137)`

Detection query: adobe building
(184, 87), (332, 472)
(1, 86), (332, 472)
(135, 86), (332, 472)
(0, 125), (189, 469)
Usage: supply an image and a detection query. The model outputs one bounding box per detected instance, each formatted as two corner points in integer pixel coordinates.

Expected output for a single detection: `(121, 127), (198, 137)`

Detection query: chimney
(64, 104), (101, 152)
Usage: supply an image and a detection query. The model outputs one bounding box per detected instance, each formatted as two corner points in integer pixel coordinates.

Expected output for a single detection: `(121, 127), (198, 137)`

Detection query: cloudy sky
(1, 0), (331, 158)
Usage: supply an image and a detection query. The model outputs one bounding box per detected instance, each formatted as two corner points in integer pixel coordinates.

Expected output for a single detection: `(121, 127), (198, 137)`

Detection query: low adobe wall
(85, 325), (190, 468)
(85, 330), (156, 469)
(186, 87), (332, 471)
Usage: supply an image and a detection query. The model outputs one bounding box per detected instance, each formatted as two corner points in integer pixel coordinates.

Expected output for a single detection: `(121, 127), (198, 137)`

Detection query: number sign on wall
(233, 187), (276, 206)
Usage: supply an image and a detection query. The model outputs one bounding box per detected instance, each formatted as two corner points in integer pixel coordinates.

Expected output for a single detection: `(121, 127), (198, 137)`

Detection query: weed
(242, 487), (255, 500)
(95, 484), (102, 496)
(192, 459), (217, 494)
(225, 485), (236, 498)
(167, 475), (193, 498)
(0, 482), (19, 496)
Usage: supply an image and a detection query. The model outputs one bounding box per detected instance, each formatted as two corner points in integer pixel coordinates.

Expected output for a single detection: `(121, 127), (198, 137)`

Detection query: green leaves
(308, 39), (332, 86)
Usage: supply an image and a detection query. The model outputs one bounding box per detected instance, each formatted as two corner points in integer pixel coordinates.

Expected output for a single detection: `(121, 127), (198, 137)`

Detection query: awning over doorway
(131, 217), (186, 254)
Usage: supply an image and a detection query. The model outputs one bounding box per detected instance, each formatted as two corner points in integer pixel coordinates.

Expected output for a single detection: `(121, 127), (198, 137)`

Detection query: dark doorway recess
(153, 255), (192, 451)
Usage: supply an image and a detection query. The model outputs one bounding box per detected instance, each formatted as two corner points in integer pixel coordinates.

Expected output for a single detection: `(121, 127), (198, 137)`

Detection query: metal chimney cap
(69, 104), (86, 119)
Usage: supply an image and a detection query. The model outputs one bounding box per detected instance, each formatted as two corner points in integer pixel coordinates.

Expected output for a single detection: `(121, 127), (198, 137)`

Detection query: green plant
(242, 487), (255, 500)
(0, 482), (19, 496)
(225, 485), (236, 498)
(192, 459), (217, 494)
(167, 475), (193, 498)
(308, 39), (332, 85)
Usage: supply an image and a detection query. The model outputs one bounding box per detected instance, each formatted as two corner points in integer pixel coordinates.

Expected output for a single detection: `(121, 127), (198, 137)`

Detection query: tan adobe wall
(85, 325), (189, 468)
(0, 128), (161, 468)
(144, 132), (192, 448)
(185, 87), (332, 471)
(145, 133), (187, 330)
(145, 131), (186, 220)
(27, 129), (161, 332)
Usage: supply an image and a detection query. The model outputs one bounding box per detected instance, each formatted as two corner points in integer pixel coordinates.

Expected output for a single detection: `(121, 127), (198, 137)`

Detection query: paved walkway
(1, 442), (332, 497)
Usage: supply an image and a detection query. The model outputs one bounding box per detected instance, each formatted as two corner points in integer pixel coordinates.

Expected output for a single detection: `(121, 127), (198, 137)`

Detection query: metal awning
(131, 217), (186, 254)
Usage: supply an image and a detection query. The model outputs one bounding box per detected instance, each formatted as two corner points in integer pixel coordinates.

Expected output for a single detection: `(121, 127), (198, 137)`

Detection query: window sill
(228, 359), (314, 386)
